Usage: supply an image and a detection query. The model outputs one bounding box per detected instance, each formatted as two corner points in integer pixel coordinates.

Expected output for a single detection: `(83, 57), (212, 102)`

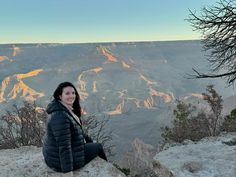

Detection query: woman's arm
(50, 111), (73, 173)
(84, 133), (93, 143)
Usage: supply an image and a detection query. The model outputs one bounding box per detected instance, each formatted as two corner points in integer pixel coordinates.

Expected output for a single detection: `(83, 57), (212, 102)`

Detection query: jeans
(84, 142), (107, 164)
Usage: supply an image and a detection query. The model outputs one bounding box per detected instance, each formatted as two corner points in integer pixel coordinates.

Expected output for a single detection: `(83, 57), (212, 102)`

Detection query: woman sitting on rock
(42, 81), (107, 177)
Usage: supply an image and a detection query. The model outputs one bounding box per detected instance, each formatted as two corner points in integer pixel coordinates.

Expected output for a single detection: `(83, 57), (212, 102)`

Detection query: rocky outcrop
(0, 146), (125, 177)
(122, 138), (177, 177)
(154, 133), (236, 177)
(122, 133), (236, 177)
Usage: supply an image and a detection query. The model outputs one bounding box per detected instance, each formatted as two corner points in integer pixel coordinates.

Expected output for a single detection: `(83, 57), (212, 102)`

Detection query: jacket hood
(46, 99), (68, 114)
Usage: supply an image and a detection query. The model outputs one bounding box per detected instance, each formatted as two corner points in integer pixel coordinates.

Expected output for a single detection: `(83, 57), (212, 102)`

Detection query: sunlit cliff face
(16, 69), (43, 79)
(184, 93), (204, 100)
(75, 46), (175, 115)
(12, 46), (22, 56)
(0, 56), (8, 62)
(77, 67), (104, 101)
(0, 45), (179, 116)
(122, 61), (130, 69)
(93, 81), (97, 93)
(0, 56), (13, 63)
(97, 46), (118, 62)
(0, 69), (44, 103)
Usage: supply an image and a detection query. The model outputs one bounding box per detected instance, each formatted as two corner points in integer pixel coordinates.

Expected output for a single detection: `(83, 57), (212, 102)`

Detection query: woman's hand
(85, 135), (93, 143)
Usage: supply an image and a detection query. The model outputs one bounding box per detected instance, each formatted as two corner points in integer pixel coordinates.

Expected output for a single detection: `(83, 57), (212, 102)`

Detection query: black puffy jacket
(42, 100), (85, 173)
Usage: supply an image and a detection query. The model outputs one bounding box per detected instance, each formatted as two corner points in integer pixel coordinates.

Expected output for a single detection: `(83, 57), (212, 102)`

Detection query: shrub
(0, 101), (47, 149)
(161, 85), (224, 143)
(221, 108), (236, 132)
(81, 114), (115, 157)
(202, 85), (223, 136)
(0, 100), (115, 158)
(113, 163), (131, 176)
(161, 100), (211, 142)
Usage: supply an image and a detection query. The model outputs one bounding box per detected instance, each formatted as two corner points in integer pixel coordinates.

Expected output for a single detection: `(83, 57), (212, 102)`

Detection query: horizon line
(0, 39), (202, 45)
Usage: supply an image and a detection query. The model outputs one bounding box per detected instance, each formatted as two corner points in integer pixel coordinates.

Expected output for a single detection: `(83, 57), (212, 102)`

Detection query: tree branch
(187, 68), (236, 84)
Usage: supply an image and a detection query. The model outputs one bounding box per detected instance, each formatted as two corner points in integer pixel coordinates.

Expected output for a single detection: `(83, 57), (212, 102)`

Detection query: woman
(42, 82), (107, 176)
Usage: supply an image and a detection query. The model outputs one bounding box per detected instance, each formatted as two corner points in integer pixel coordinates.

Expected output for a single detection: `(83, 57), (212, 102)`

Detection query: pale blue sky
(0, 0), (218, 44)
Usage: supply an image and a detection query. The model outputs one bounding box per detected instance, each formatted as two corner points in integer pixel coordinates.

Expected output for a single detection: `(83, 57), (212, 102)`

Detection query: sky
(0, 0), (219, 44)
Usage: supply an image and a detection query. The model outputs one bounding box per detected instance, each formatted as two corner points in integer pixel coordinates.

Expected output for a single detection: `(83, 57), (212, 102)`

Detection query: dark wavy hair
(53, 82), (81, 118)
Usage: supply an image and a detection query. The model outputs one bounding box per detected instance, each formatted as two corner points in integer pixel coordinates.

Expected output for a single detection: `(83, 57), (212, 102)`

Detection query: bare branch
(0, 101), (47, 149)
(187, 0), (236, 85)
(186, 68), (236, 84)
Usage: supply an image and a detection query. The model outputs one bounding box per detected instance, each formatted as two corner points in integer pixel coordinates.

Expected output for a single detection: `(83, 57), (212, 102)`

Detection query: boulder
(122, 138), (175, 177)
(153, 133), (236, 177)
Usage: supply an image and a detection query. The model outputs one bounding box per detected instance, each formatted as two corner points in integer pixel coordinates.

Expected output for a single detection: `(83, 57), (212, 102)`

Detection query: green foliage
(161, 100), (210, 143)
(221, 108), (236, 132)
(113, 163), (131, 176)
(113, 163), (156, 177)
(161, 100), (193, 142)
(161, 85), (227, 143)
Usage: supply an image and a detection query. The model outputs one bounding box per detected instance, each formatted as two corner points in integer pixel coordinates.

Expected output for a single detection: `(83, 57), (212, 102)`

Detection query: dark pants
(84, 143), (107, 164)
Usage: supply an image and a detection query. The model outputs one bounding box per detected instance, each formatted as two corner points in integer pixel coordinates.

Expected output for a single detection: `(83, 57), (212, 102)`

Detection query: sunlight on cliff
(122, 61), (131, 69)
(77, 72), (87, 92)
(0, 56), (11, 62)
(144, 96), (155, 109)
(0, 69), (44, 102)
(81, 108), (88, 115)
(106, 100), (124, 115)
(91, 67), (103, 74)
(0, 77), (10, 102)
(139, 74), (156, 85)
(16, 69), (43, 79)
(8, 80), (44, 101)
(78, 91), (89, 101)
(77, 67), (104, 97)
(12, 46), (22, 56)
(97, 46), (118, 62)
(191, 93), (204, 99)
(184, 93), (204, 100)
(150, 87), (174, 103)
(93, 81), (97, 93)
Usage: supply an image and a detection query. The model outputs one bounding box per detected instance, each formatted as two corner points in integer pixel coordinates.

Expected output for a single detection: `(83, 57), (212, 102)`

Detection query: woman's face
(59, 86), (76, 106)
